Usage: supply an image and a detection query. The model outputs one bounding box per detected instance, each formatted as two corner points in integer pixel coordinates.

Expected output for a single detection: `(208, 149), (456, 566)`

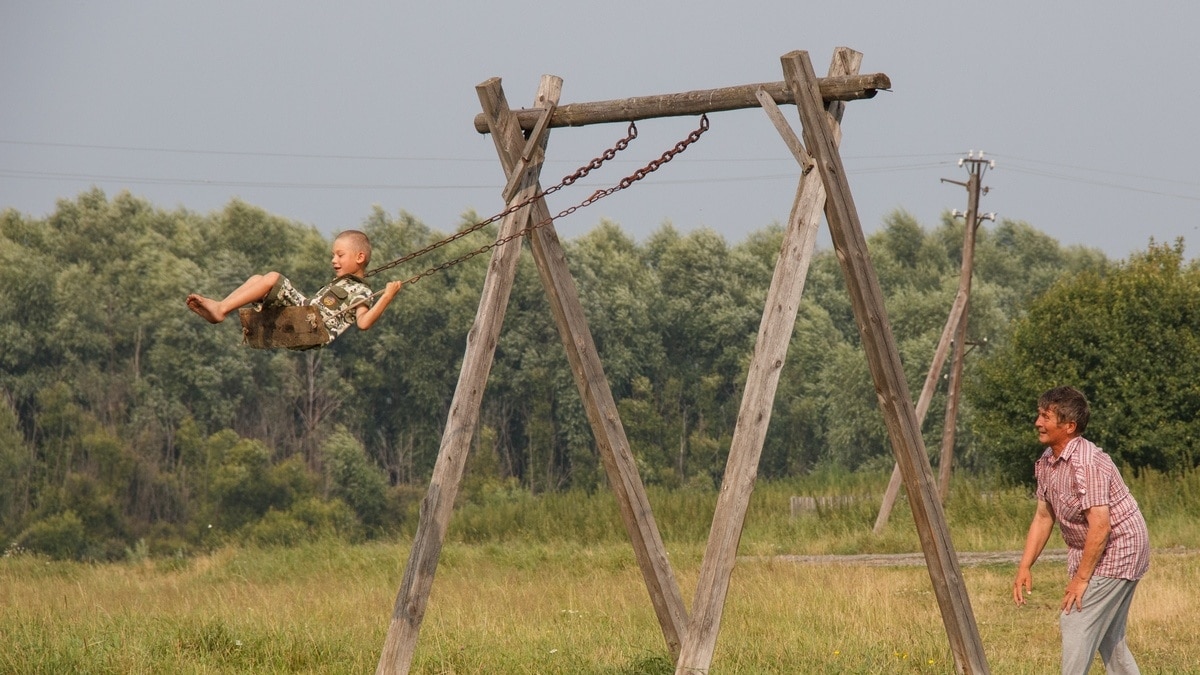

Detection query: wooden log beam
(472, 72), (890, 133)
(783, 49), (990, 674)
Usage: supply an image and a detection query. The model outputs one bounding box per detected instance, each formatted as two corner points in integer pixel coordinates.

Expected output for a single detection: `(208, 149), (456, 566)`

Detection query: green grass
(450, 471), (1085, 556)
(3, 471), (1198, 673)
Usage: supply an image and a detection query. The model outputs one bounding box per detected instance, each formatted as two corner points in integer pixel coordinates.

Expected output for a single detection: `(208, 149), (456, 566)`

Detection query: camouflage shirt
(266, 274), (373, 344)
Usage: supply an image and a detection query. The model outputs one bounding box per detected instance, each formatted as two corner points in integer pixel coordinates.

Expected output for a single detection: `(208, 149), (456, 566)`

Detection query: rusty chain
(364, 121), (639, 280)
(330, 115), (710, 320)
(391, 114), (709, 289)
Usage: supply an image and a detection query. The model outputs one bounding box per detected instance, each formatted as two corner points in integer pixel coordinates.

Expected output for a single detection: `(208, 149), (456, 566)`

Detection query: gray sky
(3, 1), (1197, 260)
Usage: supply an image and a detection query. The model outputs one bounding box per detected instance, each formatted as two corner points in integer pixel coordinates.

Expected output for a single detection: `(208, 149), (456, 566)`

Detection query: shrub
(320, 430), (389, 531)
(243, 509), (309, 547)
(16, 510), (86, 560)
(242, 498), (362, 546)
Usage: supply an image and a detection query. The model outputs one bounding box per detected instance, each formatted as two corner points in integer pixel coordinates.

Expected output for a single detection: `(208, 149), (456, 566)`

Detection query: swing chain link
(617, 113), (709, 190)
(365, 121), (638, 280)
(395, 114), (709, 289)
(557, 121), (638, 190)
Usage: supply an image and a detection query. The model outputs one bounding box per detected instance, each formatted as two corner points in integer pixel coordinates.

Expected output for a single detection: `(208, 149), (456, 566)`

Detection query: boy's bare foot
(186, 294), (226, 323)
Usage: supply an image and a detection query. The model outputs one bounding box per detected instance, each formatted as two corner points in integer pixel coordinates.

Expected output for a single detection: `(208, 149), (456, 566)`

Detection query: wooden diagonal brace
(501, 102), (556, 202)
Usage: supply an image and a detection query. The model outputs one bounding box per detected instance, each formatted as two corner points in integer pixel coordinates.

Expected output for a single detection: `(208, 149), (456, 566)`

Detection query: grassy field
(4, 473), (1199, 673)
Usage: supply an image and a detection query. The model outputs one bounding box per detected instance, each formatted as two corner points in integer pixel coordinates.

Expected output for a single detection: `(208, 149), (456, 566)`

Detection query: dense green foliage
(970, 241), (1200, 484)
(6, 187), (1193, 561)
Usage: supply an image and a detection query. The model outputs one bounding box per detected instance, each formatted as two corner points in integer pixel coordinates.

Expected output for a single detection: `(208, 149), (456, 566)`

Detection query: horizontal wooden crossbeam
(472, 72), (890, 133)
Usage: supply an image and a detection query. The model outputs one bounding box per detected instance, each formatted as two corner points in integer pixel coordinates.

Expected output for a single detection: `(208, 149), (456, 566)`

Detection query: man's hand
(1062, 505), (1109, 613)
(1013, 568), (1033, 606)
(1062, 576), (1089, 613)
(1014, 499), (1053, 608)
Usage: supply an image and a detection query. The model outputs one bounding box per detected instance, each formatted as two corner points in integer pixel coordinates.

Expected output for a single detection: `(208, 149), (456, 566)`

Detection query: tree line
(3, 188), (1196, 559)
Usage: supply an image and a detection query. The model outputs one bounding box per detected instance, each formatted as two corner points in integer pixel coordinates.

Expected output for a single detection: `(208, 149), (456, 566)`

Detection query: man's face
(1035, 406), (1075, 451)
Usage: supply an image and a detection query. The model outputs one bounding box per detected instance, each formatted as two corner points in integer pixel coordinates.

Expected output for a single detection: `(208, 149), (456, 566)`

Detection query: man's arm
(356, 281), (403, 331)
(1013, 499), (1055, 606)
(1062, 504), (1111, 613)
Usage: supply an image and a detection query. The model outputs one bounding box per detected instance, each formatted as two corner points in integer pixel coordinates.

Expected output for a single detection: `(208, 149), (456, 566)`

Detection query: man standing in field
(1013, 386), (1150, 674)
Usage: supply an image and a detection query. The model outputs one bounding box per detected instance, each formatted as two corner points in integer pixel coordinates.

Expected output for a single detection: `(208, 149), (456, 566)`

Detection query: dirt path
(743, 548), (1197, 567)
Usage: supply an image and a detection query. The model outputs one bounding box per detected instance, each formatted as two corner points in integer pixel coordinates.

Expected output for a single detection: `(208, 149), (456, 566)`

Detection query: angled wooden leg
(482, 75), (690, 658)
(374, 79), (561, 675)
(675, 47), (861, 675)
(785, 49), (989, 674)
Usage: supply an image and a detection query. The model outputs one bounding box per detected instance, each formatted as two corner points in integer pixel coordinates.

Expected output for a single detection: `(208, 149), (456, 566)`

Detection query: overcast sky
(3, 1), (1197, 261)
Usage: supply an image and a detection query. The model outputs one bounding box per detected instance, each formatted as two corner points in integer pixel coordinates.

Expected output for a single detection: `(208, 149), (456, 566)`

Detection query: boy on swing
(186, 229), (403, 345)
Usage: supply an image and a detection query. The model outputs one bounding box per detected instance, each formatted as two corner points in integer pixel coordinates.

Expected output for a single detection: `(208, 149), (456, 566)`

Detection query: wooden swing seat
(239, 305), (329, 350)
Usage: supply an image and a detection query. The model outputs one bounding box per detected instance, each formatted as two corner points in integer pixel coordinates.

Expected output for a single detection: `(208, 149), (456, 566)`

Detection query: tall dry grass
(4, 470), (1198, 673)
(4, 541), (1198, 673)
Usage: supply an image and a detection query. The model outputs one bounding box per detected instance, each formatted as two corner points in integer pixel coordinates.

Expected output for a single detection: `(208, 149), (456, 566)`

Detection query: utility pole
(936, 151), (994, 502)
(873, 152), (994, 532)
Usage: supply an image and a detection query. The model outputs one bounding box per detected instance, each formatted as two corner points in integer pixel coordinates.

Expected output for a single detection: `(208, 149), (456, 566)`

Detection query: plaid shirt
(1035, 436), (1150, 581)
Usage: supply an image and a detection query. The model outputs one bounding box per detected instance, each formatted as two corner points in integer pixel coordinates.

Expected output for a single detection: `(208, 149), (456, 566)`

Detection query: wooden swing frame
(374, 49), (991, 675)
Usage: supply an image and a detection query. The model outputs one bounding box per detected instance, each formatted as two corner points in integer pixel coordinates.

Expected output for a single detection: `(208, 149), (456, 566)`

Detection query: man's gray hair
(1038, 386), (1090, 434)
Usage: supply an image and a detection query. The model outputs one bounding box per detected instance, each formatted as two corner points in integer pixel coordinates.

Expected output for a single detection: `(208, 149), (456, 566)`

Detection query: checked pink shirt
(1035, 436), (1150, 581)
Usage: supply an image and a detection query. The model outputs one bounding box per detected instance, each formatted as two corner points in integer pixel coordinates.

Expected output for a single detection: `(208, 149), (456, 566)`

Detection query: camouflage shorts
(264, 275), (309, 307)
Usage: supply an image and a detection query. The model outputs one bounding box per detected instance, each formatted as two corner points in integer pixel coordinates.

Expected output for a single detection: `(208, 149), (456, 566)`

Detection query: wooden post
(374, 80), (561, 675)
(471, 73), (890, 132)
(938, 171), (982, 501)
(479, 77), (690, 658)
(784, 50), (989, 674)
(873, 291), (968, 533)
(674, 47), (861, 675)
(874, 172), (983, 529)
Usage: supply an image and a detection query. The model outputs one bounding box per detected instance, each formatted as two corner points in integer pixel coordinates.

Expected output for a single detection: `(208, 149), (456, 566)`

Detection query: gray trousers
(1059, 576), (1140, 675)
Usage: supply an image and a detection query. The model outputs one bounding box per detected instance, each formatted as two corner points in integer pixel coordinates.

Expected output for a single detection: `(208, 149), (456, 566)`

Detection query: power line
(1002, 165), (1200, 202)
(9, 136), (1196, 197)
(0, 139), (480, 163)
(0, 168), (497, 191)
(989, 152), (1200, 189)
(0, 158), (954, 192)
(0, 137), (962, 166)
(15, 140), (1194, 203)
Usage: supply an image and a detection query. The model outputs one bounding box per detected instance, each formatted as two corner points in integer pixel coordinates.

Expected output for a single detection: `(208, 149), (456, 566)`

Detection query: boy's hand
(355, 280), (403, 331)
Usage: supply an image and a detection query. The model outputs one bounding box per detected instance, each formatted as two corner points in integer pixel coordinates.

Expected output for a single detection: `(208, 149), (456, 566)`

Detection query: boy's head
(331, 230), (372, 277)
